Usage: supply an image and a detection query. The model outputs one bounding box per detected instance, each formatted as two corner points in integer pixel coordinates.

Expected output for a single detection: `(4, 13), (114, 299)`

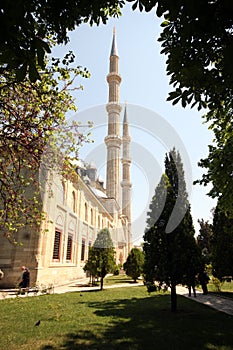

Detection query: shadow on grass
(40, 292), (233, 350)
(105, 279), (140, 285)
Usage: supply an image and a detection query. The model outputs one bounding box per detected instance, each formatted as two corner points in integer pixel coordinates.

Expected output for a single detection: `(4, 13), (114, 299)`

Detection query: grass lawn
(207, 280), (233, 300)
(104, 274), (140, 285)
(0, 286), (233, 350)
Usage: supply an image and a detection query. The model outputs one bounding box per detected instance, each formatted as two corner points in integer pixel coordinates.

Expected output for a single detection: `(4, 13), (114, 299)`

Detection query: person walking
(198, 270), (210, 295)
(19, 266), (30, 290)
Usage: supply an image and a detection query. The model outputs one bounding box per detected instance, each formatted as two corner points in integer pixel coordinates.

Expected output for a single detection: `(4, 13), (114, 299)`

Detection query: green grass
(208, 280), (233, 292)
(87, 273), (140, 287)
(207, 280), (233, 300)
(0, 286), (233, 350)
(104, 274), (138, 285)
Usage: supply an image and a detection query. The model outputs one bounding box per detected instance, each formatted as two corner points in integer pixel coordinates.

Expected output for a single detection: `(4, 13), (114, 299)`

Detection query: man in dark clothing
(19, 266), (30, 289)
(198, 270), (210, 295)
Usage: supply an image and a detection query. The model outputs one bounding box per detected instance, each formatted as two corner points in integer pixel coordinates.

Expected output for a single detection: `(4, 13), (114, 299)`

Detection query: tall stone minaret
(105, 28), (122, 205)
(121, 105), (132, 222)
(121, 105), (132, 254)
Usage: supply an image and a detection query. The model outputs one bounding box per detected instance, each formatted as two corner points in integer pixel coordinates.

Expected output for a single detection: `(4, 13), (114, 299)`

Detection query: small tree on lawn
(197, 219), (213, 265)
(123, 248), (144, 283)
(83, 247), (99, 286)
(84, 228), (115, 290)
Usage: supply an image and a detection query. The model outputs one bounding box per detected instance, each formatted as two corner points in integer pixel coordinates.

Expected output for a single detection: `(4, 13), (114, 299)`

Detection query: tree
(83, 247), (99, 286)
(127, 0), (233, 113)
(3, 0), (233, 98)
(0, 0), (123, 81)
(123, 248), (144, 282)
(196, 219), (213, 264)
(195, 110), (233, 217)
(0, 53), (90, 242)
(127, 0), (233, 217)
(143, 148), (203, 312)
(84, 228), (116, 290)
(211, 203), (233, 280)
(2, 1), (232, 214)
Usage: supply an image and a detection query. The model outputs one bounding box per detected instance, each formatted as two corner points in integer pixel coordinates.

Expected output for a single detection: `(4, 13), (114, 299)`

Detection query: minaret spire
(111, 26), (118, 56)
(105, 28), (122, 204)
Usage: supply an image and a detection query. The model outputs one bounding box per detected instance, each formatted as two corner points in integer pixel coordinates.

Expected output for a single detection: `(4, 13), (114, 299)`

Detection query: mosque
(0, 29), (132, 288)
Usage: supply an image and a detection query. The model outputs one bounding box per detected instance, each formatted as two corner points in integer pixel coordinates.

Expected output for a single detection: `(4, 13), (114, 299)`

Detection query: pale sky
(52, 3), (216, 244)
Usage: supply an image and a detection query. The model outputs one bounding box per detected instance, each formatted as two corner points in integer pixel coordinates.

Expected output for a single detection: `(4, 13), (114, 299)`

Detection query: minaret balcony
(106, 103), (122, 114)
(107, 73), (122, 84)
(104, 135), (122, 148)
(121, 158), (131, 164)
(121, 179), (132, 187)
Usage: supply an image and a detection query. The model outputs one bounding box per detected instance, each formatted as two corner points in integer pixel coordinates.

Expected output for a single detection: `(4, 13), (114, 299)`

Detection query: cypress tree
(144, 148), (202, 312)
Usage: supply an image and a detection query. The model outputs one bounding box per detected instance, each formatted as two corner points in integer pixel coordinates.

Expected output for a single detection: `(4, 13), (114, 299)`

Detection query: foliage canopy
(123, 247), (144, 282)
(143, 149), (203, 311)
(196, 219), (213, 265)
(0, 53), (90, 242)
(211, 203), (233, 280)
(84, 228), (116, 290)
(0, 0), (123, 81)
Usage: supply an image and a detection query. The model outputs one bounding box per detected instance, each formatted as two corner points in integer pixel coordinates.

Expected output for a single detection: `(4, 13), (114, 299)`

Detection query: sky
(52, 3), (216, 244)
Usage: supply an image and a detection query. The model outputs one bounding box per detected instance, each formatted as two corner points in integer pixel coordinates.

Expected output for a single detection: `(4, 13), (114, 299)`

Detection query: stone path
(176, 285), (233, 316)
(1, 278), (233, 316)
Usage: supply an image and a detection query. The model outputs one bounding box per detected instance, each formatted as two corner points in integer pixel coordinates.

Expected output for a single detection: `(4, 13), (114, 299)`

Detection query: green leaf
(161, 20), (169, 27)
(132, 1), (138, 11)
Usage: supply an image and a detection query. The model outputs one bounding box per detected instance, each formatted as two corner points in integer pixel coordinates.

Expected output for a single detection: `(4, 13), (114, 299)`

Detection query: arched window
(58, 180), (66, 204)
(85, 203), (88, 222)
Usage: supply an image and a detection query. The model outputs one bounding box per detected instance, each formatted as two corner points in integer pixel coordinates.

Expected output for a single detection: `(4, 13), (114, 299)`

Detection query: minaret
(121, 105), (132, 256)
(105, 28), (122, 205)
(121, 105), (132, 223)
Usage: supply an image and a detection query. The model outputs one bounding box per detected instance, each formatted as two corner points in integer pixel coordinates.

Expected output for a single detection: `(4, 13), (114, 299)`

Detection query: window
(81, 239), (85, 261)
(66, 234), (73, 261)
(58, 181), (65, 204)
(85, 203), (88, 222)
(53, 230), (61, 260)
(98, 215), (100, 228)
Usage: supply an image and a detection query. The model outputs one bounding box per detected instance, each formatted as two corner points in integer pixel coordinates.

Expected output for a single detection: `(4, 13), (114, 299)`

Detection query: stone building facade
(0, 29), (132, 288)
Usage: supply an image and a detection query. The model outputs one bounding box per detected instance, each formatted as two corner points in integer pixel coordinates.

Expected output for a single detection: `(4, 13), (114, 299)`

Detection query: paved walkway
(1, 278), (233, 316)
(176, 285), (233, 316)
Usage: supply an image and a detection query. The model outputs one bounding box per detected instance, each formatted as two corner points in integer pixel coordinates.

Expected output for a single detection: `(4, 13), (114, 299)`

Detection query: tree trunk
(100, 276), (104, 290)
(170, 283), (177, 312)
